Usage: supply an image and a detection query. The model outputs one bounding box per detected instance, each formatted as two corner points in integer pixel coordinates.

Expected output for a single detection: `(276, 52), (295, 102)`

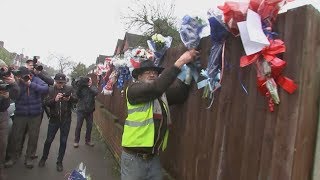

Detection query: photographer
(0, 59), (20, 180)
(38, 73), (77, 172)
(20, 57), (53, 160)
(73, 76), (98, 148)
(5, 66), (48, 169)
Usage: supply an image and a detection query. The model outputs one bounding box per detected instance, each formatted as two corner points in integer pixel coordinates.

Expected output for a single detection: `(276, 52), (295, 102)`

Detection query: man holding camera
(18, 57), (54, 160)
(26, 57), (54, 86)
(38, 73), (77, 172)
(0, 59), (20, 180)
(73, 76), (98, 148)
(5, 66), (48, 169)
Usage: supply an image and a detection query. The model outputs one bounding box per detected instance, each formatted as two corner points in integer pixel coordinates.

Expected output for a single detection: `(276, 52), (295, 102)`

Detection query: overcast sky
(0, 0), (316, 68)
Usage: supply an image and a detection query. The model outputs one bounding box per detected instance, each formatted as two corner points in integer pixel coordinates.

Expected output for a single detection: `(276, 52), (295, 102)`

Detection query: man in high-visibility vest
(121, 49), (199, 180)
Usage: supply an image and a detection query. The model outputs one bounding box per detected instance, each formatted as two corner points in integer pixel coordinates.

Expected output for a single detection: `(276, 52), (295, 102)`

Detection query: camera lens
(36, 65), (43, 71)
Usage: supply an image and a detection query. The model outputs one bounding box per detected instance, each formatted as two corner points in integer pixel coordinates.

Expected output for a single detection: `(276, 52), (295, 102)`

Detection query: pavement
(6, 112), (121, 180)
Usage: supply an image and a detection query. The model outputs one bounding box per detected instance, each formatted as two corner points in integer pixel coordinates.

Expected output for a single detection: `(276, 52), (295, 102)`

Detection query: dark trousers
(0, 112), (8, 179)
(42, 120), (71, 163)
(8, 115), (42, 161)
(74, 111), (93, 143)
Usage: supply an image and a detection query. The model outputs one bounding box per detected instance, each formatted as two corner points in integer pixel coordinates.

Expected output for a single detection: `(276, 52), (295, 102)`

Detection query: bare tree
(121, 0), (181, 46)
(48, 54), (75, 74)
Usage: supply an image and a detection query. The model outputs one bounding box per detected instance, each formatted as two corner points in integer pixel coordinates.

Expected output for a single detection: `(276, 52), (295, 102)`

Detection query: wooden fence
(93, 5), (320, 180)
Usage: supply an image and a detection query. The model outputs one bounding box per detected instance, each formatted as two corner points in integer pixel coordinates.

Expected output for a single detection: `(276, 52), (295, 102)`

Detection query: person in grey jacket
(73, 76), (98, 148)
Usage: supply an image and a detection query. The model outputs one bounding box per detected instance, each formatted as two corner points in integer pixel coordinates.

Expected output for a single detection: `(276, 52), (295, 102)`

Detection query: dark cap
(132, 60), (164, 79)
(26, 59), (33, 63)
(54, 73), (67, 82)
(18, 66), (31, 77)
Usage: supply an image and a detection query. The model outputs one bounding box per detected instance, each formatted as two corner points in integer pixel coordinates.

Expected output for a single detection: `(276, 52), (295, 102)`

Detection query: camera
(0, 80), (10, 92)
(60, 91), (71, 100)
(0, 67), (11, 78)
(62, 91), (71, 97)
(33, 56), (43, 71)
(75, 76), (89, 88)
(0, 67), (20, 79)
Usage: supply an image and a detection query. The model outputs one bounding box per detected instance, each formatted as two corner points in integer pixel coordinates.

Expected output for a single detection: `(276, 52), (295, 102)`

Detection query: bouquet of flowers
(178, 15), (207, 85)
(101, 69), (119, 95)
(147, 33), (172, 66)
(98, 58), (113, 90)
(117, 66), (131, 89)
(219, 0), (297, 111)
(131, 47), (153, 62)
(68, 162), (91, 180)
(197, 9), (229, 107)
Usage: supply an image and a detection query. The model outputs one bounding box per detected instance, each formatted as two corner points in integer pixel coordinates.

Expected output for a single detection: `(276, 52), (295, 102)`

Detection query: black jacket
(44, 85), (77, 123)
(0, 82), (20, 112)
(76, 85), (98, 113)
(36, 71), (54, 86)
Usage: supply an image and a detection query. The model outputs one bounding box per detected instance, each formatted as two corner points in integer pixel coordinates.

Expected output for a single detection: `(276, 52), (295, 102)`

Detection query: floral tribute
(147, 33), (172, 66)
(197, 9), (230, 108)
(218, 0), (297, 111)
(178, 15), (207, 85)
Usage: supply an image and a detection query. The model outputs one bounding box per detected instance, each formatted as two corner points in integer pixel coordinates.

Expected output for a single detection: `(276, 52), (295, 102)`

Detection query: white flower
(152, 34), (165, 43)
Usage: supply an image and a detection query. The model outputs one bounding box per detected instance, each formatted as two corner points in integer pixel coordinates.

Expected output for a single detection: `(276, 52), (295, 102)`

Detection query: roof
(96, 54), (112, 64)
(113, 39), (124, 55)
(122, 32), (147, 51)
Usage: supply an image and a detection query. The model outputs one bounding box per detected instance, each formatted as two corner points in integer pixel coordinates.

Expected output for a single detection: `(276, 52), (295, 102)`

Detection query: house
(114, 32), (147, 55)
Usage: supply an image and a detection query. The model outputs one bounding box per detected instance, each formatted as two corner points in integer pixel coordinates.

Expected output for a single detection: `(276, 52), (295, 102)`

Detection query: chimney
(0, 41), (4, 48)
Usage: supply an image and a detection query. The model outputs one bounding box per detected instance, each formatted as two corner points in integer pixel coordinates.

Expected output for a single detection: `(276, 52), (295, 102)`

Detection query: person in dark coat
(5, 66), (48, 169)
(73, 76), (98, 148)
(0, 59), (20, 180)
(38, 73), (77, 172)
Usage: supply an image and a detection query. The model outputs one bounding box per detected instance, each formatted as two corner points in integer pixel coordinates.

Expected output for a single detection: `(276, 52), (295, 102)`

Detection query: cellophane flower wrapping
(179, 15), (207, 49)
(147, 34), (172, 66)
(256, 59), (280, 104)
(99, 58), (113, 91)
(200, 9), (229, 99)
(249, 0), (290, 22)
(178, 15), (207, 84)
(218, 0), (290, 36)
(111, 55), (132, 91)
(68, 162), (91, 180)
(131, 47), (154, 62)
(102, 69), (119, 95)
(117, 66), (131, 89)
(218, 1), (249, 36)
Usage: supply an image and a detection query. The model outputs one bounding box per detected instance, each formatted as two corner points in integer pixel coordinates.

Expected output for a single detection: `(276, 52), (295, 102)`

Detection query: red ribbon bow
(240, 39), (285, 67)
(241, 39), (298, 111)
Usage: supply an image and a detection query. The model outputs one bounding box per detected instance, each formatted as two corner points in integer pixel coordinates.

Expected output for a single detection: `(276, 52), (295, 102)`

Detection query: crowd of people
(0, 57), (98, 180)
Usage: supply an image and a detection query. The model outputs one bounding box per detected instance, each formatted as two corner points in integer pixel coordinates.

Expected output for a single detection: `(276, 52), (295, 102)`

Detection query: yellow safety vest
(122, 96), (169, 151)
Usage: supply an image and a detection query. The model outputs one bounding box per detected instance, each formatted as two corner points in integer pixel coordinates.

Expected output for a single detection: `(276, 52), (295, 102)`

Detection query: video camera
(0, 80), (10, 92)
(74, 76), (89, 88)
(33, 56), (43, 71)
